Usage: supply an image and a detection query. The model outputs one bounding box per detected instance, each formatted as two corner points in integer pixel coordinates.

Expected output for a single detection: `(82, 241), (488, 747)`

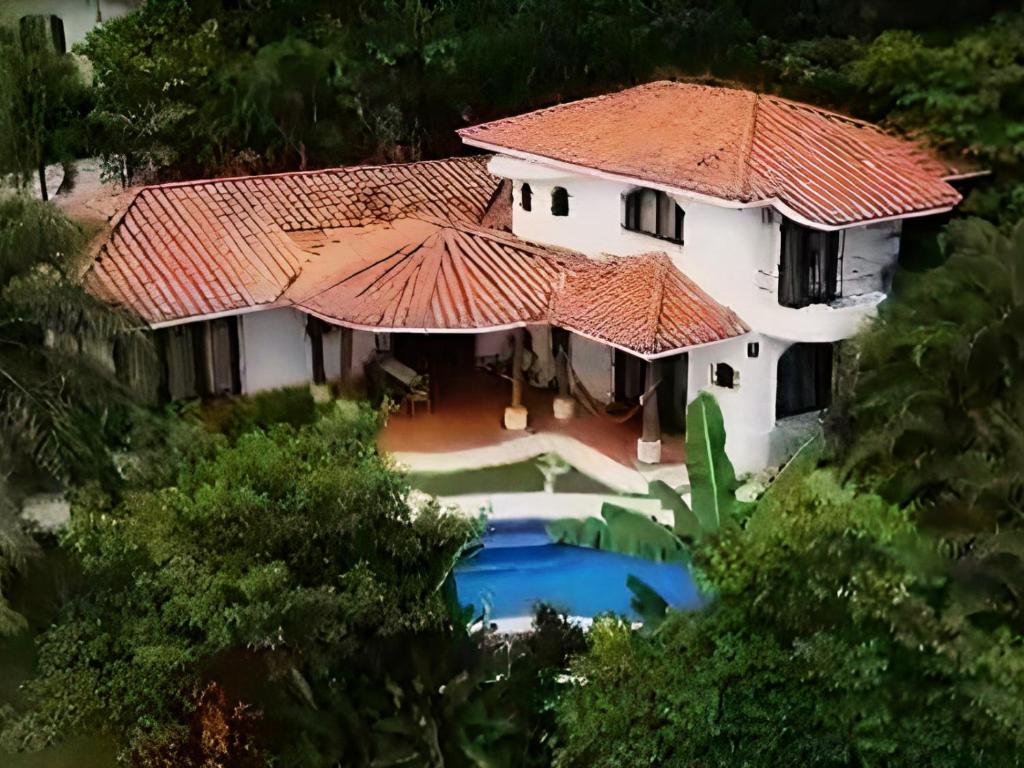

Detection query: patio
(376, 353), (686, 488)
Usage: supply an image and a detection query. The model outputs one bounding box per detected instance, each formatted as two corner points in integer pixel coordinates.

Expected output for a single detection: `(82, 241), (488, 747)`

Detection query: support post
(552, 328), (576, 420)
(504, 328), (528, 430)
(637, 359), (662, 464)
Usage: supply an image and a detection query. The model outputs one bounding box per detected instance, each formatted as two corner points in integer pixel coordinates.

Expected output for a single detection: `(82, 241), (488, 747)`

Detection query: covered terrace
(283, 215), (749, 466)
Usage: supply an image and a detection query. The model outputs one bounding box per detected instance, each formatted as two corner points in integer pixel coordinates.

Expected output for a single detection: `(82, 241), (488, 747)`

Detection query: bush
(201, 386), (318, 441)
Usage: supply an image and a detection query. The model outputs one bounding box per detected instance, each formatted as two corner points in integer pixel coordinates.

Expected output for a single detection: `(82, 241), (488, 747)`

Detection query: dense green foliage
(0, 22), (90, 199)
(838, 217), (1024, 629)
(76, 0), (1020, 186)
(555, 445), (1024, 766)
(1, 403), (585, 766)
(0, 195), (150, 635)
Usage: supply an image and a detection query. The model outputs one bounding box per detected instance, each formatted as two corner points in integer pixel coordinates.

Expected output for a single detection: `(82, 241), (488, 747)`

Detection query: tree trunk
(38, 162), (48, 201)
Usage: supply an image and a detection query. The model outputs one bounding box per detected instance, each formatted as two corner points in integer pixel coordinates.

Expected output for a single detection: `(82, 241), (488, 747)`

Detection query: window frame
(623, 187), (685, 245)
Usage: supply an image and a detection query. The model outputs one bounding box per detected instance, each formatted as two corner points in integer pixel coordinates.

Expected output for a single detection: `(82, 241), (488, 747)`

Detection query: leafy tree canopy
(1, 403), (579, 766)
(0, 21), (90, 199)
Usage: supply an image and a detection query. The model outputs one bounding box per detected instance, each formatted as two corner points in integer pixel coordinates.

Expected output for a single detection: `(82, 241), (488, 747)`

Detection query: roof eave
(462, 137), (961, 231)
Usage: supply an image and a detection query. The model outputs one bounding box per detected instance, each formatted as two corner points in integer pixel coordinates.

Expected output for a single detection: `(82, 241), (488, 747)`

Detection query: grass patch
(408, 458), (616, 496)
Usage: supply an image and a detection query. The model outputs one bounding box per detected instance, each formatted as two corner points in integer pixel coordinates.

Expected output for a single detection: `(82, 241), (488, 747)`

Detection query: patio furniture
(377, 353), (431, 415)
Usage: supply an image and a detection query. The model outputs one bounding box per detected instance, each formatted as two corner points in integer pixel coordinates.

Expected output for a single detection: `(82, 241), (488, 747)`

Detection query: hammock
(564, 349), (659, 424)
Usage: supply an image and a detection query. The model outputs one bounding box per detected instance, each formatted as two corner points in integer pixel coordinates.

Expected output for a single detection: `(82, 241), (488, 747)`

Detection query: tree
(847, 15), (1024, 222)
(555, 460), (1024, 767)
(837, 217), (1024, 629)
(0, 21), (90, 200)
(0, 405), (481, 763)
(553, 395), (1024, 767)
(0, 194), (151, 634)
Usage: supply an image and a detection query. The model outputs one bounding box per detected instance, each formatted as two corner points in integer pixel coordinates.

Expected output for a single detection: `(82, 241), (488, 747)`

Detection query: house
(86, 82), (963, 473)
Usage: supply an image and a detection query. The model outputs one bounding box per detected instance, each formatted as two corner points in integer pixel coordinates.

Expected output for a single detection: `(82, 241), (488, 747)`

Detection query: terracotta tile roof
(85, 156), (499, 324)
(550, 253), (749, 355)
(457, 81), (961, 227)
(287, 217), (747, 357)
(288, 218), (575, 330)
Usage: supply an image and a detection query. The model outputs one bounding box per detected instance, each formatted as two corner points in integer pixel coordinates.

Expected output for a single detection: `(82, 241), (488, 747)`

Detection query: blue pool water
(454, 518), (702, 621)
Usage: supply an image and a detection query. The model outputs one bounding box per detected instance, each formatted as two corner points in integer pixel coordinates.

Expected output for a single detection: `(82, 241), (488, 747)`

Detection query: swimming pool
(454, 518), (701, 628)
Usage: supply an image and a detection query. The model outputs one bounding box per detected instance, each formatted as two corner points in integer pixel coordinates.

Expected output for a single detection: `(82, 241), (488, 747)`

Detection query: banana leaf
(546, 502), (688, 564)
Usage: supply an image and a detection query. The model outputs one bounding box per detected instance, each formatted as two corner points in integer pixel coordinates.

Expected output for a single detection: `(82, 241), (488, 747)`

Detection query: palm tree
(0, 193), (153, 633)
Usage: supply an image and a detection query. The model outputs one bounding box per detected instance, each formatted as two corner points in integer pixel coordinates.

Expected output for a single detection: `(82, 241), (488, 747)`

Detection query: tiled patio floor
(377, 366), (685, 469)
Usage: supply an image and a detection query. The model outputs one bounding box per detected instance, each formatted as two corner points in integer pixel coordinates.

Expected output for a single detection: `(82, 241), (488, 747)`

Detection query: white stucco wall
(490, 153), (897, 471)
(495, 154), (890, 344)
(685, 335), (795, 473)
(2, 1), (136, 48)
(350, 329), (378, 379)
(569, 334), (613, 405)
(238, 308), (311, 394)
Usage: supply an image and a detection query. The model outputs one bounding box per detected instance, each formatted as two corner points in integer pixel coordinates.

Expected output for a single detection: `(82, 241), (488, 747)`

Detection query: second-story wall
(491, 154), (899, 344)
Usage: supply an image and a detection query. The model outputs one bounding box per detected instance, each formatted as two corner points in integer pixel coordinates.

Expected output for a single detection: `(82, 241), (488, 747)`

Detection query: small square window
(712, 362), (737, 389)
(747, 342), (759, 358)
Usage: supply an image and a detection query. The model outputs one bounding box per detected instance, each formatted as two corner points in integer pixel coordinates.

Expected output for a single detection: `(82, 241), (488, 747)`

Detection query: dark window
(712, 362), (736, 389)
(747, 342), (759, 358)
(779, 220), (843, 308)
(307, 316), (327, 384)
(776, 342), (833, 419)
(624, 188), (684, 244)
(520, 182), (532, 211)
(551, 187), (569, 216)
(206, 317), (241, 396)
(614, 348), (645, 403)
(19, 15), (66, 54)
(159, 317), (240, 400)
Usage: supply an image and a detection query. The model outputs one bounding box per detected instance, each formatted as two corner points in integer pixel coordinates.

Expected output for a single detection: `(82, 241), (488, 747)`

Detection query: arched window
(551, 187), (569, 216)
(520, 182), (532, 212)
(712, 362), (736, 389)
(623, 188), (684, 244)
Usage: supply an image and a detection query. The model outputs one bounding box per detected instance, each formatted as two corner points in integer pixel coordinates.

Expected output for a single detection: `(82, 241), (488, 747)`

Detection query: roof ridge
(738, 92), (762, 201)
(460, 80), (741, 137)
(131, 155), (490, 193)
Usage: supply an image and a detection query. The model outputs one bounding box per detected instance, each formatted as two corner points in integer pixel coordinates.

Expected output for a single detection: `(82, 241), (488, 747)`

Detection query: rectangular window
(776, 342), (833, 419)
(778, 220), (843, 308)
(624, 188), (684, 244)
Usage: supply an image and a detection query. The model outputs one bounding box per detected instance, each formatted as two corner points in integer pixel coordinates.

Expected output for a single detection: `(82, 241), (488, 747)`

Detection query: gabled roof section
(457, 81), (962, 227)
(85, 156), (499, 324)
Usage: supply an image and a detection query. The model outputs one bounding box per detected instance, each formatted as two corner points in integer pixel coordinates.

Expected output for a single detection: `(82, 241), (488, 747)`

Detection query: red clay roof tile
(457, 81), (961, 227)
(86, 157), (498, 324)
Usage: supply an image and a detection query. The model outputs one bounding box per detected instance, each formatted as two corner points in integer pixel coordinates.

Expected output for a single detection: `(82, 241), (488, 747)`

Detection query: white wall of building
(2, 1), (136, 48)
(569, 334), (613, 405)
(238, 308), (311, 394)
(494, 154), (890, 345)
(489, 153), (907, 471)
(350, 329), (378, 379)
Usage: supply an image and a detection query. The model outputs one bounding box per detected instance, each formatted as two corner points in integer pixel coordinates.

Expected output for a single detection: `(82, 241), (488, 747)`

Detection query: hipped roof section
(286, 217), (749, 357)
(85, 153), (749, 358)
(457, 81), (963, 227)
